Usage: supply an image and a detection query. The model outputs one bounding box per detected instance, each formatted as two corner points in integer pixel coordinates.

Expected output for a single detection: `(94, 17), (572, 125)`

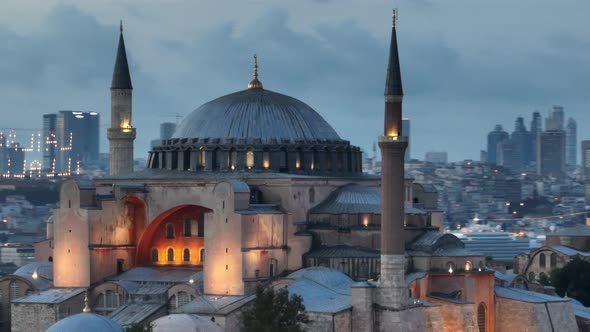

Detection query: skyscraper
(566, 118), (577, 166)
(582, 140), (590, 180)
(510, 117), (531, 170)
(54, 111), (100, 175)
(487, 125), (509, 165)
(402, 118), (410, 161)
(545, 106), (564, 131)
(42, 114), (57, 173)
(530, 111), (542, 167)
(539, 130), (565, 179)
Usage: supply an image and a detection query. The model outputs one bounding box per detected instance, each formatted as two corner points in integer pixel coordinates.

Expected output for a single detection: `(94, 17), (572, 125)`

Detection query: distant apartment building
(487, 125), (509, 165)
(0, 134), (25, 177)
(424, 151), (448, 164)
(42, 111), (99, 175)
(150, 122), (177, 149)
(566, 118), (577, 166)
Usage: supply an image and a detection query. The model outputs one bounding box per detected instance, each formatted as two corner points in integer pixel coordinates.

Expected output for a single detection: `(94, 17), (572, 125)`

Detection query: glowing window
(183, 219), (191, 237)
(151, 248), (159, 262)
(167, 248), (174, 262)
(183, 248), (190, 262)
(246, 149), (254, 168)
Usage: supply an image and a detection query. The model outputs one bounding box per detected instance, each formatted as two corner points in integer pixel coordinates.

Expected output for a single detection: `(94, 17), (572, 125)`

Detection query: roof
(410, 232), (464, 253)
(106, 267), (200, 284)
(550, 245), (590, 257)
(109, 303), (165, 327)
(11, 261), (53, 290)
(385, 23), (403, 96)
(305, 245), (379, 258)
(494, 271), (518, 285)
(494, 287), (569, 303)
(48, 313), (122, 332)
(550, 224), (590, 237)
(286, 267), (353, 314)
(111, 28), (132, 89)
(172, 88), (342, 142)
(13, 287), (85, 304)
(179, 294), (254, 315)
(309, 184), (380, 214)
(152, 314), (223, 332)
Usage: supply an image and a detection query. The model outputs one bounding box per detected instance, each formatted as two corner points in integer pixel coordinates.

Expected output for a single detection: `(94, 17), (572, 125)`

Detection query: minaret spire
(385, 9), (403, 98)
(111, 20), (132, 90)
(108, 22), (136, 176)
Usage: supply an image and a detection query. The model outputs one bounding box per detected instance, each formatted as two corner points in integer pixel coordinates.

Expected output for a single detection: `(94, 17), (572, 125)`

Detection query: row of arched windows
(165, 220), (204, 239)
(168, 291), (194, 310)
(151, 248), (205, 264)
(538, 252), (557, 269)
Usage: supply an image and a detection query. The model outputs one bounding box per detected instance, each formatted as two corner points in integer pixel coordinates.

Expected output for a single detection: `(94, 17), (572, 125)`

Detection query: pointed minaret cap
(111, 20), (133, 90)
(82, 291), (91, 313)
(385, 9), (403, 97)
(247, 54), (263, 89)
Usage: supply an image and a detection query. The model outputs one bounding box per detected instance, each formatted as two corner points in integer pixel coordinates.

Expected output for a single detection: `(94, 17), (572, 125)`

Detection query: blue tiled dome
(173, 88), (341, 142)
(47, 313), (122, 332)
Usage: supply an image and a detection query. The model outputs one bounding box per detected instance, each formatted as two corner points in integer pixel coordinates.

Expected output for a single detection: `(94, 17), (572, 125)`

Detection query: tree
(242, 286), (308, 332)
(549, 256), (590, 306)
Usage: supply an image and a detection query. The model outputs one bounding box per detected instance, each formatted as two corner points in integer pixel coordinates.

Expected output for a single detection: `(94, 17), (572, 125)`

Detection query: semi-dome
(47, 313), (122, 332)
(173, 88), (341, 142)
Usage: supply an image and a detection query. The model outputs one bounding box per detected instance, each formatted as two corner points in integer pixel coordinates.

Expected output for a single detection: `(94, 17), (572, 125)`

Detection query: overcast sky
(0, 0), (589, 162)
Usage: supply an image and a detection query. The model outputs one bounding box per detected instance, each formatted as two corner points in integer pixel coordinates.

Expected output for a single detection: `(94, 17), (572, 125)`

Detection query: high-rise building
(0, 133), (25, 177)
(498, 139), (521, 173)
(424, 151), (447, 164)
(402, 118), (410, 161)
(510, 117), (531, 170)
(51, 111), (100, 175)
(582, 140), (590, 180)
(151, 122), (177, 149)
(42, 114), (57, 173)
(545, 106), (564, 131)
(539, 130), (565, 179)
(530, 111), (542, 167)
(566, 118), (577, 166)
(487, 125), (509, 165)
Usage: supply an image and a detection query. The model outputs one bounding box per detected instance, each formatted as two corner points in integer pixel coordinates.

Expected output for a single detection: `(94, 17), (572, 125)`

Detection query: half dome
(47, 313), (122, 332)
(173, 88), (341, 142)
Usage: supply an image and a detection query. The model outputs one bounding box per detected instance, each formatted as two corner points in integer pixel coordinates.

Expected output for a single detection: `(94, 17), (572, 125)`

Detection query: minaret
(376, 9), (408, 309)
(107, 21), (136, 176)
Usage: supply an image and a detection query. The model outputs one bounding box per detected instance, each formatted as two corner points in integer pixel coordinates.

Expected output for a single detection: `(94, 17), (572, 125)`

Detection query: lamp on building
(189, 278), (194, 284)
(32, 271), (38, 279)
(448, 266), (453, 274)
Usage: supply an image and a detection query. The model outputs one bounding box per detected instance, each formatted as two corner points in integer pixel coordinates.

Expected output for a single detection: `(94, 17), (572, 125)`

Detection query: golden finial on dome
(83, 291), (91, 313)
(392, 9), (398, 27)
(247, 54), (263, 89)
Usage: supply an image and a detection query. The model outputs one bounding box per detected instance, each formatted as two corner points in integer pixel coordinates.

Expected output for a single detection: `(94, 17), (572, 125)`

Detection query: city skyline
(0, 1), (588, 162)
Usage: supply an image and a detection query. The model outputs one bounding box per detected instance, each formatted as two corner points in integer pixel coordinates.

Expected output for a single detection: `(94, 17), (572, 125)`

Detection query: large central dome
(173, 88), (341, 142)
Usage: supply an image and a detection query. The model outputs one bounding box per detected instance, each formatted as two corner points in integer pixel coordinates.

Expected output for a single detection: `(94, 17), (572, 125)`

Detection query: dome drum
(148, 141), (363, 175)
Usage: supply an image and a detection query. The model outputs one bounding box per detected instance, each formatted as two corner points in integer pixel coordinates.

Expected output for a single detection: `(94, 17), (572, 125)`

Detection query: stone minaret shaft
(107, 22), (136, 176)
(376, 10), (408, 308)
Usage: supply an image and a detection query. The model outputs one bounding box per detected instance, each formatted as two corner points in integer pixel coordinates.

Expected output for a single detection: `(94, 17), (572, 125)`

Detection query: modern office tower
(545, 106), (564, 131)
(0, 134), (26, 177)
(498, 139), (521, 173)
(510, 117), (531, 169)
(539, 130), (566, 179)
(480, 150), (488, 163)
(402, 118), (410, 161)
(530, 111), (542, 166)
(42, 114), (57, 172)
(424, 151), (447, 164)
(582, 140), (590, 180)
(487, 125), (509, 165)
(48, 110), (100, 175)
(160, 122), (176, 140)
(566, 118), (577, 166)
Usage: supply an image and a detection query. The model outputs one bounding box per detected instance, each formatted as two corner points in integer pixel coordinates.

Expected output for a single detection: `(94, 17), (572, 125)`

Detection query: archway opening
(136, 205), (211, 266)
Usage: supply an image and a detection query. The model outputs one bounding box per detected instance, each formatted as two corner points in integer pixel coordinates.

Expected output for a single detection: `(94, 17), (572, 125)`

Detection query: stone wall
(305, 310), (351, 332)
(425, 298), (477, 332)
(11, 303), (56, 332)
(375, 306), (428, 332)
(495, 297), (578, 332)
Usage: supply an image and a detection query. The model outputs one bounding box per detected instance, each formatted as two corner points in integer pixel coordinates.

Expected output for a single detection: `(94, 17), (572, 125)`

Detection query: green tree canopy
(243, 286), (308, 332)
(549, 256), (590, 306)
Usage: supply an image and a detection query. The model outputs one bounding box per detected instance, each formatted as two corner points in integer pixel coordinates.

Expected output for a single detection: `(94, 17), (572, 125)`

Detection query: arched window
(167, 248), (174, 262)
(550, 253), (557, 268)
(465, 261), (472, 271)
(168, 292), (194, 310)
(269, 258), (277, 277)
(168, 294), (177, 310)
(477, 302), (487, 332)
(151, 248), (159, 263)
(166, 224), (174, 239)
(198, 147), (206, 169)
(539, 253), (546, 268)
(312, 149), (319, 171)
(200, 248), (206, 263)
(246, 149), (254, 169)
(213, 148), (221, 170)
(183, 248), (190, 262)
(197, 217), (204, 237)
(295, 149), (302, 169)
(279, 148), (288, 171)
(528, 272), (535, 281)
(183, 219), (191, 237)
(309, 187), (315, 204)
(9, 281), (20, 300)
(229, 148), (237, 170)
(262, 150), (270, 169)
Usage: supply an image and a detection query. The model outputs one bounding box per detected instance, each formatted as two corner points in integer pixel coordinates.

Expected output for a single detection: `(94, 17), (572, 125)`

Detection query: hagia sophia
(0, 11), (587, 332)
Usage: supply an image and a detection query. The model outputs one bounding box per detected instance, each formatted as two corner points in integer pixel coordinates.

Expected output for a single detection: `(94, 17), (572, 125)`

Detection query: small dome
(173, 88), (341, 142)
(47, 313), (122, 332)
(152, 314), (222, 332)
